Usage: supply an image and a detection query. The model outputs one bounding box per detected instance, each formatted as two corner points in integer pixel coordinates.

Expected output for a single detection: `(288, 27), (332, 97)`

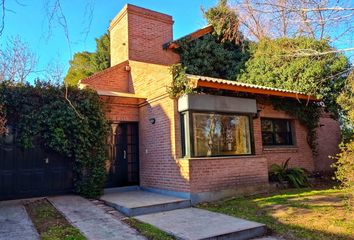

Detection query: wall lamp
(149, 118), (156, 124)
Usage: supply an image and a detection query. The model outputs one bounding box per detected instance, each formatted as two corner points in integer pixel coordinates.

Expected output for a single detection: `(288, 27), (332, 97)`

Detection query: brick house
(80, 4), (341, 203)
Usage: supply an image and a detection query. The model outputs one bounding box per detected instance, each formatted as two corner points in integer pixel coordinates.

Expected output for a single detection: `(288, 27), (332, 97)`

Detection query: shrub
(269, 158), (309, 188)
(332, 142), (354, 188)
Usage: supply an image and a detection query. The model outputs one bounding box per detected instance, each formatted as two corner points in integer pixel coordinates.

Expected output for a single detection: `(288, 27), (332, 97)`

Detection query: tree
(177, 0), (248, 80)
(92, 32), (110, 71)
(237, 37), (350, 115)
(203, 0), (243, 44)
(178, 35), (248, 80)
(64, 52), (95, 86)
(335, 71), (354, 188)
(0, 37), (37, 83)
(64, 32), (110, 86)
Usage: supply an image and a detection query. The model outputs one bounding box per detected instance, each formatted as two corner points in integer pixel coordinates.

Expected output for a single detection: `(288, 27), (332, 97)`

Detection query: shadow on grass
(199, 188), (354, 240)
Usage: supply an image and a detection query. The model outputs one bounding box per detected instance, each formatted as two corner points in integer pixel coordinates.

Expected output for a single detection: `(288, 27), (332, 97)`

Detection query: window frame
(181, 110), (255, 158)
(261, 118), (295, 147)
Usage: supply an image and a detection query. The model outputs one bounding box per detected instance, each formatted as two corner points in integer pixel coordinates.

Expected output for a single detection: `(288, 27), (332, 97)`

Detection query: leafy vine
(0, 81), (109, 198)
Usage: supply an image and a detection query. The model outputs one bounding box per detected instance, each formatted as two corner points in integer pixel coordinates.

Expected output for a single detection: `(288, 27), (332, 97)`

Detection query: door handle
(123, 150), (126, 159)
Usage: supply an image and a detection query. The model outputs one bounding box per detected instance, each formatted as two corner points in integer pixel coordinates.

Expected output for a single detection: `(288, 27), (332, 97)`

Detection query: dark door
(0, 125), (74, 200)
(106, 122), (139, 188)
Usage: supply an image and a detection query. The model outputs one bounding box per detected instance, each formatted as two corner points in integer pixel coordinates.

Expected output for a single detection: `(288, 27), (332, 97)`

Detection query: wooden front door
(106, 122), (139, 188)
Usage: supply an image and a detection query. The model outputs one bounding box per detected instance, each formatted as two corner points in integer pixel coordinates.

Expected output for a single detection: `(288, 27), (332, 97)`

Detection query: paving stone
(49, 195), (146, 240)
(136, 208), (266, 240)
(0, 200), (39, 240)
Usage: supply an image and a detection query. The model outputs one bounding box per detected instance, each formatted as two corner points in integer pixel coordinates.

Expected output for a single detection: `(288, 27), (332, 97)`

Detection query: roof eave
(187, 76), (320, 101)
(163, 25), (214, 49)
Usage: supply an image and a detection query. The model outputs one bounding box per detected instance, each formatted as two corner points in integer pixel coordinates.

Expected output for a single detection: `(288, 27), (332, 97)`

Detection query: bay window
(181, 112), (253, 157)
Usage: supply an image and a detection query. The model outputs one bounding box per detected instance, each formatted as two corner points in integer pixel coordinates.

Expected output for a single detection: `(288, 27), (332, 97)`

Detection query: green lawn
(199, 188), (354, 240)
(25, 199), (86, 240)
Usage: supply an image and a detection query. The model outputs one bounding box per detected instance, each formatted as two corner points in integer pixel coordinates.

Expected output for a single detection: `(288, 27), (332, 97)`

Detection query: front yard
(200, 187), (354, 240)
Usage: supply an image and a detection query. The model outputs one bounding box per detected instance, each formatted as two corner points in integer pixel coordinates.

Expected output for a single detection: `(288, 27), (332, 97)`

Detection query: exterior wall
(101, 96), (140, 122)
(109, 7), (129, 66)
(258, 103), (315, 171)
(189, 156), (268, 193)
(128, 60), (189, 192)
(80, 61), (130, 92)
(109, 4), (180, 66)
(315, 114), (341, 173)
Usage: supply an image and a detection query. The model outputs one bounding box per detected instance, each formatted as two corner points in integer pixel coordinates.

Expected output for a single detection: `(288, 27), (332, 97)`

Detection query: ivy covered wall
(0, 81), (109, 198)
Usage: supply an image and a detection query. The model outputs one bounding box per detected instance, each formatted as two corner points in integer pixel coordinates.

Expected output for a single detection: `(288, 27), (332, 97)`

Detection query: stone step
(100, 190), (191, 217)
(135, 208), (267, 240)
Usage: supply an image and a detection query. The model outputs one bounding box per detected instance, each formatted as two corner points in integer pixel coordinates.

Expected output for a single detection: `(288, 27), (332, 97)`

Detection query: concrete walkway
(101, 189), (190, 216)
(49, 195), (146, 240)
(136, 208), (266, 240)
(0, 200), (39, 240)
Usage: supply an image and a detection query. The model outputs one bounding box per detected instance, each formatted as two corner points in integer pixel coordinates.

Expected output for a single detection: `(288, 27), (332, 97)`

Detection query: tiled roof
(187, 74), (319, 101)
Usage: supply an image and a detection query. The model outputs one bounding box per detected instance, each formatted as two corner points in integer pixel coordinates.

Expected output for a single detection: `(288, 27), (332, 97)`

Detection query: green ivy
(167, 64), (194, 98)
(0, 81), (109, 198)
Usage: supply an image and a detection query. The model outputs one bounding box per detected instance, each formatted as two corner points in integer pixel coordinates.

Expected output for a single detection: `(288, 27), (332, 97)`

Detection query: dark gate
(0, 125), (74, 200)
(106, 122), (139, 188)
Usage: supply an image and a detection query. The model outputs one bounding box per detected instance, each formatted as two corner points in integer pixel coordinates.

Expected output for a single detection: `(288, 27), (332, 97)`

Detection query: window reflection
(193, 113), (252, 157)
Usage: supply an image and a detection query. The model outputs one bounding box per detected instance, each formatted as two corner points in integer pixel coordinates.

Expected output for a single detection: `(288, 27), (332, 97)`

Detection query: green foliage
(176, 0), (248, 80)
(167, 64), (194, 98)
(334, 72), (354, 188)
(92, 33), (110, 71)
(64, 52), (95, 87)
(237, 37), (349, 116)
(177, 34), (249, 80)
(203, 0), (242, 44)
(0, 81), (109, 198)
(64, 32), (110, 86)
(269, 158), (309, 188)
(332, 142), (354, 188)
(271, 98), (322, 153)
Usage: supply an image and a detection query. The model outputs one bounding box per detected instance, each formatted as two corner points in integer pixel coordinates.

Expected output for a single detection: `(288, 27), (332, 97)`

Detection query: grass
(199, 187), (354, 240)
(123, 218), (174, 240)
(25, 199), (86, 240)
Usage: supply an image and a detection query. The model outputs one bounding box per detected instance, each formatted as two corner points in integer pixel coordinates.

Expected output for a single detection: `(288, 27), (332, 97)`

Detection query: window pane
(261, 119), (273, 132)
(193, 113), (252, 157)
(261, 119), (293, 146)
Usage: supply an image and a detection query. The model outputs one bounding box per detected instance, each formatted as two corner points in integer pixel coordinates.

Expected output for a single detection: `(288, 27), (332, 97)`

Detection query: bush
(0, 81), (109, 198)
(269, 158), (309, 188)
(332, 142), (354, 188)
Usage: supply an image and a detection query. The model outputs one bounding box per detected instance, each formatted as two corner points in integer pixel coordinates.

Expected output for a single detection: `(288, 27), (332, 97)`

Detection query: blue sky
(0, 0), (217, 82)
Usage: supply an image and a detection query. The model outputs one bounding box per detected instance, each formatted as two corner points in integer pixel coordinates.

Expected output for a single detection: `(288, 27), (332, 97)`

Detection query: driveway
(0, 200), (39, 240)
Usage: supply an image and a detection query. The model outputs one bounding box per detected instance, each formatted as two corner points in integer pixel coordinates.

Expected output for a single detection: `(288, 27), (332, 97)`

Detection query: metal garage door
(0, 126), (74, 200)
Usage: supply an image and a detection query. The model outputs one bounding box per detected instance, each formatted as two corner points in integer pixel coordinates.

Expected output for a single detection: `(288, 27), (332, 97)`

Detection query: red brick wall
(109, 4), (180, 66)
(258, 103), (315, 171)
(80, 61), (130, 92)
(189, 156), (268, 193)
(315, 114), (341, 173)
(101, 96), (140, 122)
(138, 97), (190, 192)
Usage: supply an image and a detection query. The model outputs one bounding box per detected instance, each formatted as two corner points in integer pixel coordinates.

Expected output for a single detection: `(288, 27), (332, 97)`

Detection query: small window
(261, 118), (293, 146)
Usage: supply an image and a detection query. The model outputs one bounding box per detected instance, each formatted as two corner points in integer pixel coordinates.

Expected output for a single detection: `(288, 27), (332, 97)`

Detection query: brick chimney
(109, 4), (180, 66)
